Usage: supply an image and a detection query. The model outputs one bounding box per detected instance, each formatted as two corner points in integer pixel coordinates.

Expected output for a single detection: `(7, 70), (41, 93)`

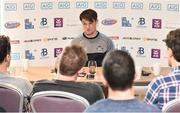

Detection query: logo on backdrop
(167, 4), (179, 12)
(43, 37), (58, 42)
(54, 18), (63, 27)
(151, 49), (161, 59)
(40, 48), (49, 59)
(137, 17), (147, 28)
(23, 3), (35, 10)
(152, 19), (161, 29)
(4, 3), (17, 11)
(149, 3), (161, 11)
(121, 17), (132, 27)
(58, 1), (70, 9)
(4, 21), (20, 29)
(101, 18), (117, 25)
(25, 19), (34, 29)
(62, 37), (75, 40)
(40, 18), (49, 28)
(94, 1), (107, 9)
(11, 53), (20, 60)
(112, 2), (125, 9)
(136, 47), (145, 57)
(25, 50), (35, 60)
(131, 2), (143, 10)
(54, 48), (63, 57)
(10, 40), (20, 44)
(76, 1), (88, 9)
(41, 2), (53, 10)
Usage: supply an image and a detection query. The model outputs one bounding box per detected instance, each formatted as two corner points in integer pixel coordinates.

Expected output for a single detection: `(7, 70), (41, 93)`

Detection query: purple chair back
(31, 91), (89, 112)
(0, 83), (23, 112)
(162, 99), (180, 112)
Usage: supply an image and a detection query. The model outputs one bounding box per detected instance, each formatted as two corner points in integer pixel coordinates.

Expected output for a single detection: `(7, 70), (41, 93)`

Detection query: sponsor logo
(94, 1), (107, 9)
(151, 49), (160, 58)
(4, 3), (17, 11)
(4, 21), (20, 29)
(54, 18), (63, 27)
(40, 18), (48, 28)
(131, 2), (143, 10)
(137, 47), (145, 57)
(10, 40), (20, 44)
(41, 2), (53, 10)
(54, 48), (63, 57)
(165, 22), (180, 29)
(43, 37), (58, 42)
(40, 48), (49, 59)
(152, 19), (162, 29)
(120, 46), (133, 53)
(24, 39), (41, 43)
(66, 23), (81, 27)
(110, 36), (119, 40)
(137, 17), (147, 27)
(101, 18), (117, 25)
(142, 37), (158, 42)
(149, 3), (161, 11)
(58, 1), (70, 9)
(23, 3), (35, 10)
(123, 37), (141, 40)
(121, 17), (132, 27)
(11, 53), (20, 60)
(25, 19), (34, 29)
(167, 4), (179, 12)
(112, 2), (125, 9)
(76, 1), (88, 9)
(62, 37), (75, 40)
(25, 50), (35, 60)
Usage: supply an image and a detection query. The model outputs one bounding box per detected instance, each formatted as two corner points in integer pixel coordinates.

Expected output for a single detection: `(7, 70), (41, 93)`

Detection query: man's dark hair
(0, 35), (11, 64)
(165, 29), (180, 62)
(102, 50), (135, 91)
(59, 45), (87, 76)
(80, 9), (97, 22)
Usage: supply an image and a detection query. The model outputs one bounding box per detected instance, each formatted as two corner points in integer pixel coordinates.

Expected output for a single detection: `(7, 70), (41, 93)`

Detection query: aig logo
(41, 2), (53, 10)
(94, 1), (107, 9)
(131, 2), (143, 10)
(167, 4), (179, 12)
(149, 3), (161, 11)
(113, 2), (125, 9)
(4, 3), (17, 11)
(58, 1), (70, 9)
(76, 1), (88, 9)
(23, 3), (35, 10)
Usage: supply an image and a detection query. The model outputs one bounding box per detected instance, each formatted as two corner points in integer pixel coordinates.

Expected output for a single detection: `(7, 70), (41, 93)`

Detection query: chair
(162, 98), (180, 112)
(0, 83), (24, 112)
(30, 91), (90, 112)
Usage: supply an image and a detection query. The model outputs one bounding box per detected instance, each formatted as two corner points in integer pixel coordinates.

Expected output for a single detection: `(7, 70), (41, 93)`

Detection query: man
(144, 29), (180, 110)
(0, 35), (32, 97)
(71, 9), (114, 67)
(32, 45), (104, 104)
(85, 50), (160, 112)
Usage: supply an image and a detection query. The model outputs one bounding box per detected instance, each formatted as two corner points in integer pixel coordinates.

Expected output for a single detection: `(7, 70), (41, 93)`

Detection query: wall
(1, 0), (180, 67)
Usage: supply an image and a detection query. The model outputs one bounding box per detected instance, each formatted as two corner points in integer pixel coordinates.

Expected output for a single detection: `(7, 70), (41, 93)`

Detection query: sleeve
(144, 78), (161, 105)
(107, 38), (115, 52)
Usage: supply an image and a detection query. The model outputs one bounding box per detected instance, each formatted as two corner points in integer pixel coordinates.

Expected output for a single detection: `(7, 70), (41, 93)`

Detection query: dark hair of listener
(0, 35), (11, 64)
(59, 45), (87, 76)
(102, 50), (135, 91)
(80, 9), (97, 22)
(165, 29), (180, 62)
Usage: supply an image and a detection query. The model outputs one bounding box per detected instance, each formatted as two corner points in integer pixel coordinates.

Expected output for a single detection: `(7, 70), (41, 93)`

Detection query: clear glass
(88, 60), (97, 74)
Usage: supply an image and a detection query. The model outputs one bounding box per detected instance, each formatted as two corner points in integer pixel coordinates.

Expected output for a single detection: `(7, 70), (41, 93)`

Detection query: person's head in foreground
(85, 50), (160, 112)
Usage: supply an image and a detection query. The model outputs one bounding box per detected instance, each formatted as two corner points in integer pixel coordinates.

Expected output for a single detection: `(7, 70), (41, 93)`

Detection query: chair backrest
(31, 91), (90, 112)
(0, 83), (24, 112)
(162, 98), (180, 112)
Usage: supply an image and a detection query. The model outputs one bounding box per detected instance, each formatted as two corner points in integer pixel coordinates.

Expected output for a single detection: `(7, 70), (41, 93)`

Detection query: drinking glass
(88, 60), (97, 74)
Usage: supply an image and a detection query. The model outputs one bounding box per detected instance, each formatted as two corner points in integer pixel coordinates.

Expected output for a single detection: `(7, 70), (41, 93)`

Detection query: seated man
(31, 45), (104, 104)
(0, 35), (32, 97)
(85, 50), (160, 112)
(144, 29), (180, 110)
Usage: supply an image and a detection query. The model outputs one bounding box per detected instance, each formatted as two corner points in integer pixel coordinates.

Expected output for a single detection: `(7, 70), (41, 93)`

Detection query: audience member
(32, 45), (104, 104)
(85, 50), (160, 112)
(144, 28), (180, 109)
(71, 9), (114, 66)
(0, 35), (32, 97)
